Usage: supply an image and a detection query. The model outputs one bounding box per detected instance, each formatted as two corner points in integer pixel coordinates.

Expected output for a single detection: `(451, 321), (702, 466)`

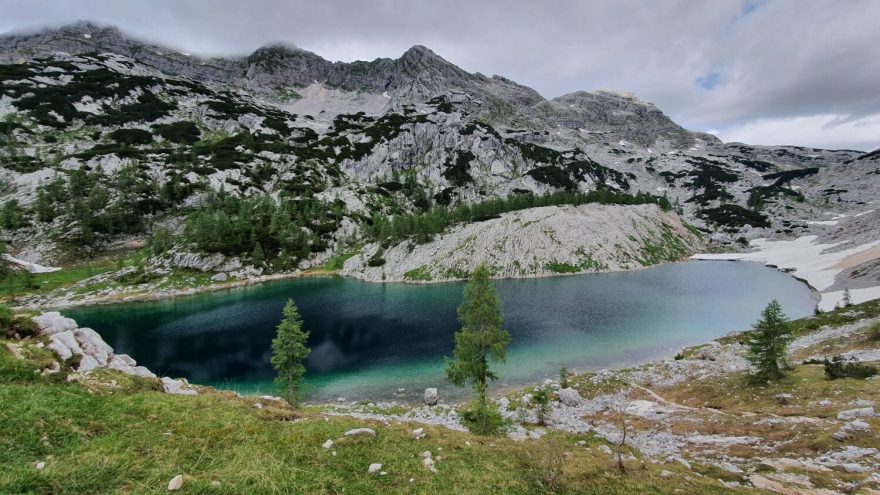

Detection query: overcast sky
(2, 0), (879, 151)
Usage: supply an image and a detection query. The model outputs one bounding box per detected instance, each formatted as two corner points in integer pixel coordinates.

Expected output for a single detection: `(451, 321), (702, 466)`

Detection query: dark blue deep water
(64, 261), (815, 401)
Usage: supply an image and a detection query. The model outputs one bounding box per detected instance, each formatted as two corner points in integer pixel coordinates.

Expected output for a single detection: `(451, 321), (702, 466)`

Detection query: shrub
(532, 387), (552, 426)
(824, 355), (878, 380)
(868, 322), (880, 342)
(108, 128), (154, 146)
(152, 121), (201, 144)
(460, 401), (507, 435)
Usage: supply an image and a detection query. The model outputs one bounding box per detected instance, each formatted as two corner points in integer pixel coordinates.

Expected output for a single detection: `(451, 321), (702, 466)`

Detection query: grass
(0, 260), (116, 302)
(0, 339), (743, 494)
(320, 248), (361, 272)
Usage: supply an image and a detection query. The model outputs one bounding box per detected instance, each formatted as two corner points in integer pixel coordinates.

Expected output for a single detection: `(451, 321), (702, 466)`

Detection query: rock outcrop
(31, 311), (197, 395)
(343, 204), (703, 282)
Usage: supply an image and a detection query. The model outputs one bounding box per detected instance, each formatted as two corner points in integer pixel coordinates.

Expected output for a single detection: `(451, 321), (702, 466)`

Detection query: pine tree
(251, 238), (265, 268)
(746, 300), (792, 381)
(445, 264), (511, 434)
(270, 299), (310, 406)
(842, 288), (852, 307)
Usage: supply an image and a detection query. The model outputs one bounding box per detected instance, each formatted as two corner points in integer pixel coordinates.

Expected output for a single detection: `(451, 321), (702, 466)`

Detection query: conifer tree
(746, 300), (792, 381)
(445, 264), (511, 434)
(271, 299), (311, 405)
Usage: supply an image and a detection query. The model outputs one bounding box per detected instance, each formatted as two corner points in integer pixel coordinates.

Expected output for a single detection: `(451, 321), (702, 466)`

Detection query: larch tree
(271, 299), (311, 406)
(445, 264), (511, 434)
(746, 299), (792, 381)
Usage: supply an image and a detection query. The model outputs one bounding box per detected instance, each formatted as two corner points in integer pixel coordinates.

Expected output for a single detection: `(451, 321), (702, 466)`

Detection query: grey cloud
(0, 0), (878, 150)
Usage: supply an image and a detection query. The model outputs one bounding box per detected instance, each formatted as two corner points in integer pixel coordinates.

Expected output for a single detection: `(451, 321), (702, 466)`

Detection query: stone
(344, 428), (376, 437)
(254, 403), (263, 409)
(421, 451), (432, 458)
(77, 354), (101, 372)
(498, 397), (510, 410)
(368, 463), (382, 474)
(35, 461), (45, 470)
(32, 312), (77, 335)
(521, 394), (532, 407)
(557, 387), (583, 407)
(74, 328), (113, 366)
(129, 366), (157, 379)
(842, 463), (869, 473)
(167, 475), (184, 491)
(660, 470), (673, 478)
(842, 420), (871, 433)
(161, 377), (198, 396)
(423, 457), (437, 473)
(47, 330), (83, 361)
(115, 354), (137, 366)
(211, 272), (229, 282)
(836, 407), (874, 420)
(322, 439), (333, 449)
(411, 427), (425, 439)
(424, 388), (438, 406)
(832, 431), (848, 442)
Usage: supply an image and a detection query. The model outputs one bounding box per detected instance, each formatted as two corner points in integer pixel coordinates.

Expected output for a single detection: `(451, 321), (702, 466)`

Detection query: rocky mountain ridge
(0, 22), (878, 299)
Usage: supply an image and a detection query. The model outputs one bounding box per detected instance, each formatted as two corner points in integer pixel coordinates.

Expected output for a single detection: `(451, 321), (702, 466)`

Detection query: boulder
(837, 407), (874, 420)
(130, 366), (157, 379)
(521, 394), (532, 407)
(167, 474), (184, 491)
(412, 427), (425, 439)
(32, 312), (77, 335)
(832, 431), (848, 442)
(557, 387), (583, 407)
(74, 328), (113, 366)
(322, 439), (333, 449)
(424, 388), (438, 406)
(47, 330), (83, 361)
(367, 463), (382, 474)
(344, 428), (376, 437)
(161, 377), (198, 396)
(842, 420), (871, 433)
(114, 354), (137, 367)
(77, 354), (101, 372)
(211, 272), (228, 282)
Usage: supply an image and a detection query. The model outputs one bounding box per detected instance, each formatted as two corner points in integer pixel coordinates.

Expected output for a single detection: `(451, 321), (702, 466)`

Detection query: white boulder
(424, 388), (438, 406)
(557, 387), (583, 407)
(32, 312), (77, 335)
(74, 328), (113, 366)
(344, 428), (376, 437)
(161, 377), (198, 396)
(47, 330), (83, 361)
(77, 354), (101, 372)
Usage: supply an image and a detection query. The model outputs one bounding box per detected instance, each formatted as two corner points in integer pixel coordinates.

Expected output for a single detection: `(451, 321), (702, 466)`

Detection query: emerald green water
(64, 261), (815, 402)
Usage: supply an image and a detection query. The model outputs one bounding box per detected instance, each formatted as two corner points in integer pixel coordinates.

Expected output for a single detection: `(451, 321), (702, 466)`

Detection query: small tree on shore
(842, 288), (852, 307)
(271, 299), (310, 405)
(746, 300), (792, 381)
(445, 264), (511, 435)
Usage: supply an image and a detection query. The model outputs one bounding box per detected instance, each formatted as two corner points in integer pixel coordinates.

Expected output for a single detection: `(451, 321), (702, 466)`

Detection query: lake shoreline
(20, 254), (821, 312)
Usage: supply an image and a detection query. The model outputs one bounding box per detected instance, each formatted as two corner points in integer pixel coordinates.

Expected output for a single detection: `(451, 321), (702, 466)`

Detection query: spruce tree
(270, 299), (311, 405)
(445, 264), (511, 434)
(251, 239), (265, 268)
(746, 300), (792, 381)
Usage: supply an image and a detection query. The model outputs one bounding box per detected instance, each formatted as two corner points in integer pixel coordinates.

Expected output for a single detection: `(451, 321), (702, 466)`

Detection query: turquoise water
(64, 261), (816, 402)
